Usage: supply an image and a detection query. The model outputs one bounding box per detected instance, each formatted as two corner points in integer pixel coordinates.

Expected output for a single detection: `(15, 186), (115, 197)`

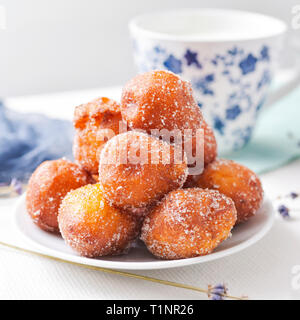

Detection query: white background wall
(0, 0), (299, 97)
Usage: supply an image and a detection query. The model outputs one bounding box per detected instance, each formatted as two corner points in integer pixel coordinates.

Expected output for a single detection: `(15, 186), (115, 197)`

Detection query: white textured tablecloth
(1, 88), (300, 300)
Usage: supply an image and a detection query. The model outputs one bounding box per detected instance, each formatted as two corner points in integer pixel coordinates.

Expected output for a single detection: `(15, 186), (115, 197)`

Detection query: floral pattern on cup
(132, 40), (277, 154)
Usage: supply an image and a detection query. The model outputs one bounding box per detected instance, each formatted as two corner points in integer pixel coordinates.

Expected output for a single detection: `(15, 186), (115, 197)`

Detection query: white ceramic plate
(14, 194), (274, 270)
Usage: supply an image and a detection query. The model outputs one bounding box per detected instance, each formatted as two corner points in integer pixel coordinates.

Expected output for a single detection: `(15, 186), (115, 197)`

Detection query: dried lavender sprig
(0, 179), (25, 197)
(208, 283), (228, 300)
(290, 192), (299, 199)
(277, 204), (300, 219)
(276, 192), (299, 200)
(0, 240), (246, 300)
(10, 178), (23, 195)
(278, 205), (290, 219)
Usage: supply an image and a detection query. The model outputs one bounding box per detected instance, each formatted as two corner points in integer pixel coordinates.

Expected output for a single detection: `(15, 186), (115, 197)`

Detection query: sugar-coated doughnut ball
(186, 119), (217, 167)
(196, 159), (263, 223)
(58, 183), (140, 257)
(184, 120), (217, 180)
(121, 70), (203, 134)
(99, 131), (188, 209)
(141, 188), (237, 260)
(73, 97), (125, 174)
(201, 120), (217, 166)
(26, 159), (91, 233)
(183, 120), (217, 187)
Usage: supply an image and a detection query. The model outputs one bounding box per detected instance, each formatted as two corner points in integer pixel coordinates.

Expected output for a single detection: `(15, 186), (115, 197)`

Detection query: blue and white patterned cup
(129, 9), (287, 154)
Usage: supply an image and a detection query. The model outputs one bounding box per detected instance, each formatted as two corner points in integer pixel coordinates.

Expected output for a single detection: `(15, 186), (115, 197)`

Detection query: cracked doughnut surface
(73, 97), (125, 174)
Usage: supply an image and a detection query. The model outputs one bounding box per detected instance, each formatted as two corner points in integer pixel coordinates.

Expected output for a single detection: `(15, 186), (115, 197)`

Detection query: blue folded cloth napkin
(0, 101), (73, 183)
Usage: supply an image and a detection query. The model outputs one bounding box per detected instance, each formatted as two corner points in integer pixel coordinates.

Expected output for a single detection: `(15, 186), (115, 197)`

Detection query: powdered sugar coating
(26, 159), (91, 233)
(184, 119), (218, 187)
(73, 97), (125, 174)
(58, 183), (140, 258)
(98, 131), (188, 209)
(121, 70), (203, 134)
(141, 188), (237, 260)
(200, 120), (218, 166)
(196, 159), (264, 223)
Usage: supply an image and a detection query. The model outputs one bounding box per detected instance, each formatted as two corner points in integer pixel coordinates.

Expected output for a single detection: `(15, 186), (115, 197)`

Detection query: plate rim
(14, 193), (274, 270)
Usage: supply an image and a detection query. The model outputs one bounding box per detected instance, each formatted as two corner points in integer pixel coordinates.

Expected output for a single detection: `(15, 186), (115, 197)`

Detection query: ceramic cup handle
(264, 63), (300, 108)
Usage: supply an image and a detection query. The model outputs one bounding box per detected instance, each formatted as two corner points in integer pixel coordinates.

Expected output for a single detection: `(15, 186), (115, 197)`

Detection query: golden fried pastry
(58, 183), (140, 257)
(73, 97), (125, 174)
(26, 159), (91, 233)
(121, 70), (203, 134)
(196, 159), (263, 223)
(141, 188), (237, 259)
(201, 120), (217, 166)
(98, 131), (188, 209)
(184, 119), (218, 185)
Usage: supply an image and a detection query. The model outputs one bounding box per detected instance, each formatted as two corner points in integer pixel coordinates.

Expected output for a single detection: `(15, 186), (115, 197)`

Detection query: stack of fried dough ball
(26, 70), (263, 260)
(73, 97), (125, 175)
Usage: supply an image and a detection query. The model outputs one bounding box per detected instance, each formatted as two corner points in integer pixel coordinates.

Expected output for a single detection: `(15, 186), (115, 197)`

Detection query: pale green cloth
(226, 85), (300, 174)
